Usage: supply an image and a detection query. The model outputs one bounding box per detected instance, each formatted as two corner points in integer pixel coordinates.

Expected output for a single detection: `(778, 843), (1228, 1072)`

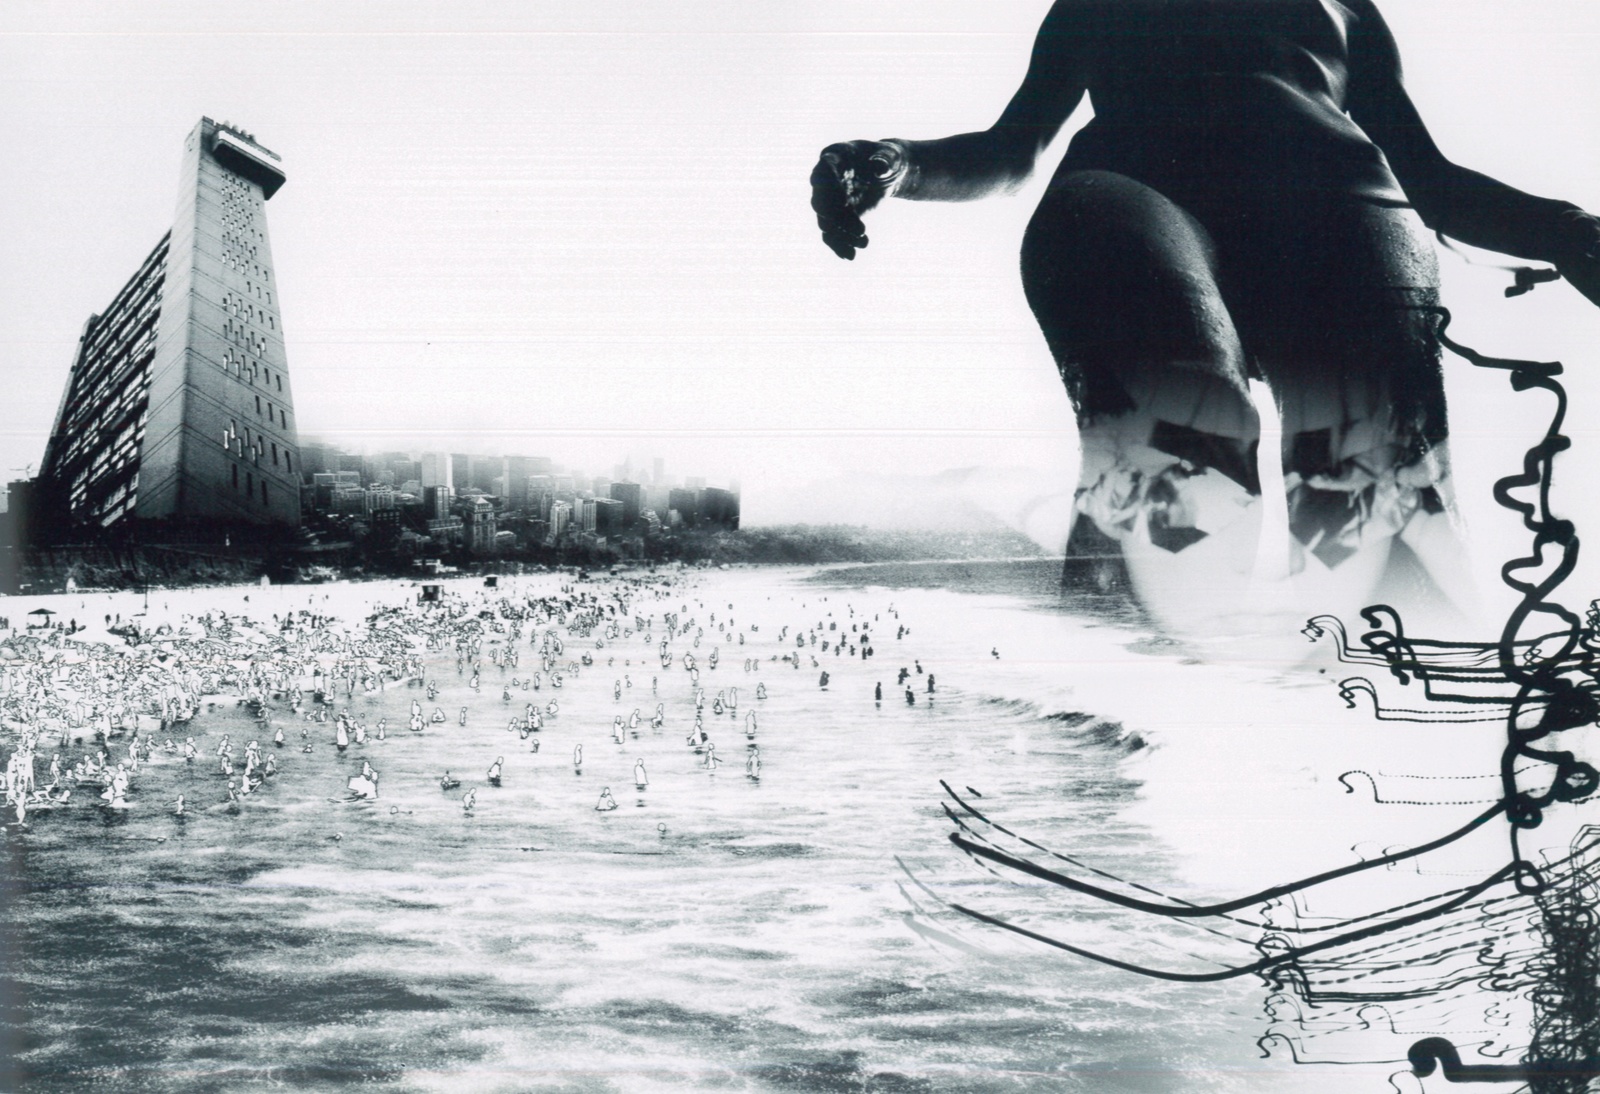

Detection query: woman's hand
(809, 140), (908, 260)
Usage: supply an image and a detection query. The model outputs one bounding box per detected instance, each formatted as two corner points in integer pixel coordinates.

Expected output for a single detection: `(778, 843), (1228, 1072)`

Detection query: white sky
(2, 0), (1599, 594)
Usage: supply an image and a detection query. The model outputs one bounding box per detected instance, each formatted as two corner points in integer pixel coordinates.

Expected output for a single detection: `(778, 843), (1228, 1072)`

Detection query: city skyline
(294, 439), (741, 568)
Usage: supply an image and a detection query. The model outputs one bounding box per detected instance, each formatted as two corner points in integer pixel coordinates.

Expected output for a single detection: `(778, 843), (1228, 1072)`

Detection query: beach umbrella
(28, 608), (54, 616)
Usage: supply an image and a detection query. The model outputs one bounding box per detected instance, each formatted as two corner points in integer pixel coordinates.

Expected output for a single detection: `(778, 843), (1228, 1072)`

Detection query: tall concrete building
(35, 118), (300, 537)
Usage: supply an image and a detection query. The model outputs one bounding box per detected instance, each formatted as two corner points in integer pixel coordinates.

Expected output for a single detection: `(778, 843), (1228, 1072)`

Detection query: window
(285, 452), (292, 474)
(261, 480), (268, 504)
(271, 442), (278, 465)
(246, 471), (253, 498)
(231, 464), (238, 489)
(276, 375), (282, 392)
(255, 394), (262, 415)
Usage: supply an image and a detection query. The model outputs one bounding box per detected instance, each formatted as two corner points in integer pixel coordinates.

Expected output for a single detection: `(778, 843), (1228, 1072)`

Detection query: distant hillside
(753, 465), (1076, 552)
(672, 524), (1046, 565)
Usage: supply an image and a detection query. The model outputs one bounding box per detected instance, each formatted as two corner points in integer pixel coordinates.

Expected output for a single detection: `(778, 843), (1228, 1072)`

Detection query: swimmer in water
(573, 743), (583, 773)
(488, 756), (503, 786)
(746, 746), (761, 781)
(704, 742), (721, 771)
(634, 759), (649, 789)
(595, 787), (619, 811)
(462, 788), (477, 814)
(440, 771), (461, 791)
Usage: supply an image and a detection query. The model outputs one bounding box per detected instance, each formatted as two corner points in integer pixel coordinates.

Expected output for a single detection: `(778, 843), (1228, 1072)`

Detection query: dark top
(1058, 0), (1409, 205)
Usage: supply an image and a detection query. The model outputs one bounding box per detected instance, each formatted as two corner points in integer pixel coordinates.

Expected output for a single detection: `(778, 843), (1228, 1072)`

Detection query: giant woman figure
(812, 0), (1600, 626)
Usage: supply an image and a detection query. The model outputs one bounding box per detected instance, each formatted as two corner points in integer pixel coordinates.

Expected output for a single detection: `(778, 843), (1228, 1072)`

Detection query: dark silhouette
(812, 0), (1600, 619)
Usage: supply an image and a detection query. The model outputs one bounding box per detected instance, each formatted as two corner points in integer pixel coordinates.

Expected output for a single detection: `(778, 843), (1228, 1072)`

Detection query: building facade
(36, 117), (300, 537)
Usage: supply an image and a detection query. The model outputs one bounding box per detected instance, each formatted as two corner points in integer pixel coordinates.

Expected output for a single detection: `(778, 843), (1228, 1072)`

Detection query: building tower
(36, 117), (300, 537)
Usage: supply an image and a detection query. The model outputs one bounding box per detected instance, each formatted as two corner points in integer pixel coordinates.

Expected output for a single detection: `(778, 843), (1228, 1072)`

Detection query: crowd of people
(1, 570), (943, 833)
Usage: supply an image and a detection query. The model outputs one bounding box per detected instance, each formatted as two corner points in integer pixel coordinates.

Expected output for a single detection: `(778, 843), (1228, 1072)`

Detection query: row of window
(220, 249), (273, 290)
(221, 317), (276, 350)
(222, 417), (292, 471)
(230, 462), (270, 506)
(256, 393), (288, 428)
(221, 291), (275, 327)
(219, 348), (285, 392)
(220, 230), (258, 256)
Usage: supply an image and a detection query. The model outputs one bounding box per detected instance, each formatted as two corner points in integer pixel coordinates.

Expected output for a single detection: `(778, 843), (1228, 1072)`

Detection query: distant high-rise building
(299, 443), (337, 478)
(422, 485), (451, 520)
(546, 500), (572, 546)
(593, 497), (624, 537)
(701, 487), (740, 529)
(450, 454), (471, 493)
(420, 453), (453, 491)
(36, 118), (299, 536)
(668, 488), (699, 526)
(461, 496), (497, 555)
(526, 475), (555, 520)
(608, 481), (642, 528)
(471, 456), (503, 495)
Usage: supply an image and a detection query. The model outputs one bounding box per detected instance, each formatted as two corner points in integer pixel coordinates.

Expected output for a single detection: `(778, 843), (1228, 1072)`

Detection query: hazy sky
(2, 1), (1599, 581)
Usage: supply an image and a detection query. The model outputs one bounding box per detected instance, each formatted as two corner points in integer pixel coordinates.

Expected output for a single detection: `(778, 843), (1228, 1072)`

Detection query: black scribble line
(932, 309), (1600, 1085)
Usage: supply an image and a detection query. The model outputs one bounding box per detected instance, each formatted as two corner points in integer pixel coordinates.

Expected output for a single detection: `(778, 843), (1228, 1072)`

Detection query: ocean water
(1, 565), (1569, 1092)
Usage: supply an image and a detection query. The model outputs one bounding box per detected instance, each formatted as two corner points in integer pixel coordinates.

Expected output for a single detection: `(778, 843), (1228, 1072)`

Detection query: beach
(0, 564), (1564, 1092)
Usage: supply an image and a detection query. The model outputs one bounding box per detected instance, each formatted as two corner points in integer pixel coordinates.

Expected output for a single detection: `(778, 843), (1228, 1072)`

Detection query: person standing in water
(811, 0), (1600, 622)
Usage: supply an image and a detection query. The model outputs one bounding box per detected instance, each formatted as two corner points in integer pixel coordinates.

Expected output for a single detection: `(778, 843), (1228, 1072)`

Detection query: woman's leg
(1021, 171), (1263, 607)
(1229, 199), (1467, 613)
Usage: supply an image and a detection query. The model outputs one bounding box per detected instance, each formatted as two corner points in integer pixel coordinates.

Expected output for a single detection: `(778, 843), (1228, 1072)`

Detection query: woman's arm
(1345, 0), (1600, 300)
(811, 1), (1088, 259)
